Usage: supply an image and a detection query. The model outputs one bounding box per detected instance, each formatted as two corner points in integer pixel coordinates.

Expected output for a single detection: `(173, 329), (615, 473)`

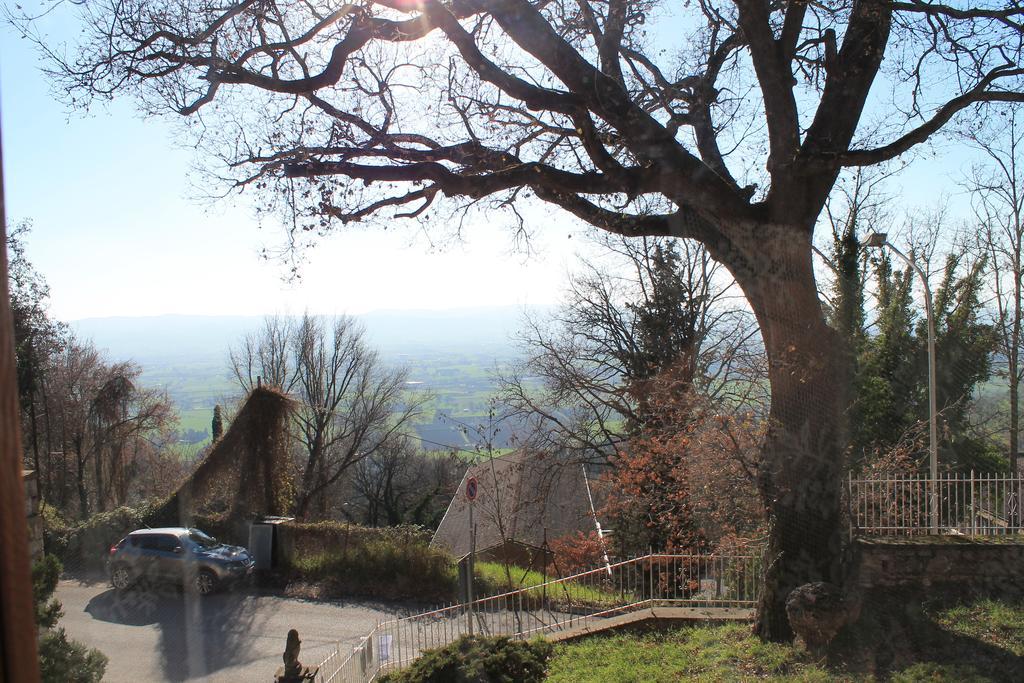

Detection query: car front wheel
(110, 565), (132, 590)
(193, 570), (217, 596)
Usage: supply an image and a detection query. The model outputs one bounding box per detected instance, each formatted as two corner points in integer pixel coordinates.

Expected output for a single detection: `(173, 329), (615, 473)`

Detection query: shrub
(288, 536), (458, 601)
(50, 504), (155, 573)
(547, 531), (605, 575)
(32, 555), (64, 629)
(33, 555), (107, 683)
(37, 630), (108, 683)
(279, 520), (432, 562)
(379, 636), (553, 683)
(39, 503), (70, 552)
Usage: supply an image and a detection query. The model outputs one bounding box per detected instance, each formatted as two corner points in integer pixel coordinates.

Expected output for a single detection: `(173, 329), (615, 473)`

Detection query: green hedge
(379, 636), (553, 683)
(287, 537), (457, 601)
(45, 504), (155, 573)
(278, 521), (433, 562)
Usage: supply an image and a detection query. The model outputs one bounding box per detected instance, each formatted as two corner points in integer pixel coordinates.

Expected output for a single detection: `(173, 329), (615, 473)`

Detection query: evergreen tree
(614, 242), (719, 553)
(624, 243), (705, 434)
(828, 224), (866, 348)
(841, 247), (999, 472)
(627, 244), (702, 384)
(852, 253), (920, 462)
(33, 555), (107, 683)
(211, 404), (224, 442)
(928, 254), (1000, 470)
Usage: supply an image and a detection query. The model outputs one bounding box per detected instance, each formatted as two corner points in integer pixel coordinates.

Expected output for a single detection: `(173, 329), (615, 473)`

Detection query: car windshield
(188, 529), (220, 549)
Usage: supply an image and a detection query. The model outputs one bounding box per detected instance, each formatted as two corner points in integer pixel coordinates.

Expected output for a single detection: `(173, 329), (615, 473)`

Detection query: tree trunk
(93, 426), (106, 512)
(26, 342), (43, 484)
(295, 428), (324, 519)
(40, 373), (55, 500)
(75, 437), (88, 519)
(1010, 260), (1020, 475)
(730, 226), (847, 641)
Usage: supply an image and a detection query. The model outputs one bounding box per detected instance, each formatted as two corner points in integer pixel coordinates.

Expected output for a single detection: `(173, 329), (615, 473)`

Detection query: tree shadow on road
(86, 581), (269, 680)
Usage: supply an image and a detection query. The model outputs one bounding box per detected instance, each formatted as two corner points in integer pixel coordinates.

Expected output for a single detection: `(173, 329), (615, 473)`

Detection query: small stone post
(274, 629), (319, 682)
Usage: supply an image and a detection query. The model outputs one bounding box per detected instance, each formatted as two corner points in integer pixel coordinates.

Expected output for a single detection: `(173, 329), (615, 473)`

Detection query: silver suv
(107, 527), (254, 595)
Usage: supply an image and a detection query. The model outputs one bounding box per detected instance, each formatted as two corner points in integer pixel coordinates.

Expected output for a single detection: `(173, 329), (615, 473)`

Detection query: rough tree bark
(736, 229), (846, 639)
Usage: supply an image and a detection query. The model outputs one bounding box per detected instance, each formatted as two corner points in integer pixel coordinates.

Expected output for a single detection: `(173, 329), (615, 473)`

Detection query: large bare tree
(964, 111), (1024, 476)
(14, 0), (1024, 638)
(230, 313), (425, 518)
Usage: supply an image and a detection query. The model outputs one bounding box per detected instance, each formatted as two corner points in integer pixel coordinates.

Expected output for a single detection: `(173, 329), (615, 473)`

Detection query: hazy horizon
(68, 305), (550, 364)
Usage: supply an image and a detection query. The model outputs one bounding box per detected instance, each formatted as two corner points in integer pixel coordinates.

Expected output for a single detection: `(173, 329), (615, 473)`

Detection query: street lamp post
(865, 232), (939, 534)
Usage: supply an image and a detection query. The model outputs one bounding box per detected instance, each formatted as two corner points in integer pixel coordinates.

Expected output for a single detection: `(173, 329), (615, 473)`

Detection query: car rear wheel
(193, 570), (217, 596)
(111, 565), (132, 590)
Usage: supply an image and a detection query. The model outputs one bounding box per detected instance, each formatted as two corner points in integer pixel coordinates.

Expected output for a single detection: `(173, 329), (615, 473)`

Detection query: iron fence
(314, 552), (762, 683)
(848, 471), (1024, 536)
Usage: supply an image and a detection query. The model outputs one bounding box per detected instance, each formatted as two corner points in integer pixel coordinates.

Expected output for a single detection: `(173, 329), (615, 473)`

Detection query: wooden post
(0, 118), (43, 681)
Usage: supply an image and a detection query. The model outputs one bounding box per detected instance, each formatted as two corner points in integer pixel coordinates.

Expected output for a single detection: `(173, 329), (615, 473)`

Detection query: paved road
(57, 579), (409, 682)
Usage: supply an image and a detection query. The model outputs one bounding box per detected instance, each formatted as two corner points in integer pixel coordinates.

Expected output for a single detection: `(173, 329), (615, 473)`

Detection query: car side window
(134, 534), (180, 552)
(137, 535), (160, 551)
(155, 535), (181, 553)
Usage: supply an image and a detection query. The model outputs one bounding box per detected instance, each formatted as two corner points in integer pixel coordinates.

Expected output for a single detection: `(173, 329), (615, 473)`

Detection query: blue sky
(0, 5), (984, 322)
(0, 12), (580, 321)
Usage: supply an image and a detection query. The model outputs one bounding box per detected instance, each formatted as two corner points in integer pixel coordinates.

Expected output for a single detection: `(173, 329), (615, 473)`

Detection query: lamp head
(864, 232), (888, 248)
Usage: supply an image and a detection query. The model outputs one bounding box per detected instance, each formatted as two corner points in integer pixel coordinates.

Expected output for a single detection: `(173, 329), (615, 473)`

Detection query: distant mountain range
(70, 305), (553, 362)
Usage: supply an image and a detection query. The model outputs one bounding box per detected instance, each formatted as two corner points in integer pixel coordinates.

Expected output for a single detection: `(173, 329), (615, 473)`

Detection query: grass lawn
(475, 561), (621, 607)
(476, 561), (551, 592)
(933, 599), (1024, 657)
(546, 597), (1024, 682)
(546, 624), (832, 682)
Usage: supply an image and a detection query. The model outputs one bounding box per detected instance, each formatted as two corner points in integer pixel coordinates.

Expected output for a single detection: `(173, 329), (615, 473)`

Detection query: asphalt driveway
(56, 579), (409, 682)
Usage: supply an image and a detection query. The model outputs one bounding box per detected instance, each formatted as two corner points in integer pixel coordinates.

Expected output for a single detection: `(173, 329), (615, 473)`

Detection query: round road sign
(465, 476), (478, 502)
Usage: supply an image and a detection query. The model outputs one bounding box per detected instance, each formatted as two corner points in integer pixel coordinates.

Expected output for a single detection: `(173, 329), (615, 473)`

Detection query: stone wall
(23, 469), (44, 565)
(854, 537), (1024, 593)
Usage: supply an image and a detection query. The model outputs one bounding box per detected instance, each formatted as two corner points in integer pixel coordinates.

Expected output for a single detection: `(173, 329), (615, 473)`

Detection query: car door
(153, 534), (186, 584)
(133, 534), (163, 581)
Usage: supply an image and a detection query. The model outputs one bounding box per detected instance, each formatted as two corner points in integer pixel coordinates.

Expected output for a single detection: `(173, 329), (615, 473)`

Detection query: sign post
(465, 476), (478, 637)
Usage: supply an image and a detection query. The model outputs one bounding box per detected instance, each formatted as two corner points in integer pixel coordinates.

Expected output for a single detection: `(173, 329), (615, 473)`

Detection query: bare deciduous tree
(89, 363), (176, 510)
(964, 111), (1024, 475)
(17, 0), (1024, 637)
(230, 313), (426, 518)
(346, 437), (464, 527)
(501, 235), (764, 463)
(230, 315), (300, 393)
(43, 337), (176, 516)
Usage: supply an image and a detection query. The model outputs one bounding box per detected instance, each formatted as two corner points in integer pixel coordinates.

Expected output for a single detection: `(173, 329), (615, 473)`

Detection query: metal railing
(314, 552), (762, 683)
(317, 629), (382, 683)
(848, 471), (1024, 536)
